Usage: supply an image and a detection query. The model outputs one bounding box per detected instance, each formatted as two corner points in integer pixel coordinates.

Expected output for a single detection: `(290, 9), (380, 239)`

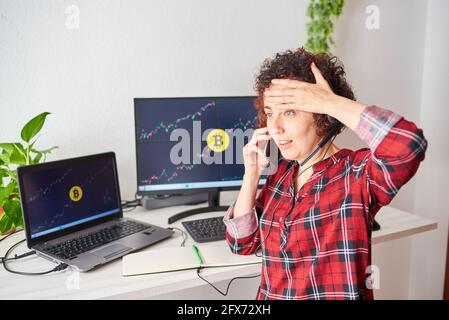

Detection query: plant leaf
(3, 199), (22, 227)
(0, 213), (13, 234)
(9, 143), (27, 165)
(31, 146), (58, 155)
(4, 169), (18, 183)
(0, 143), (17, 154)
(0, 167), (8, 182)
(0, 151), (10, 166)
(33, 152), (43, 164)
(1, 199), (22, 231)
(20, 112), (51, 143)
(0, 181), (16, 204)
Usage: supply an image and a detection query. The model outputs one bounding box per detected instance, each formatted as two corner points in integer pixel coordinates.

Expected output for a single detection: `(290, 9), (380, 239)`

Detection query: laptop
(17, 152), (174, 272)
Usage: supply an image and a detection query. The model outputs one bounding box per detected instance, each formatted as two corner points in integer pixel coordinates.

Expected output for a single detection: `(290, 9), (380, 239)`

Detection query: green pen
(192, 244), (204, 265)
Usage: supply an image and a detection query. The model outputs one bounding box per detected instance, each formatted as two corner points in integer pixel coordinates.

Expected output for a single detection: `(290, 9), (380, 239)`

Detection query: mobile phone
(264, 139), (271, 158)
(262, 138), (279, 176)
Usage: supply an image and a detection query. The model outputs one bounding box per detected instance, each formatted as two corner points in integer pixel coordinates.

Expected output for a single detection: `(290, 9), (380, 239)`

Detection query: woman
(223, 48), (427, 300)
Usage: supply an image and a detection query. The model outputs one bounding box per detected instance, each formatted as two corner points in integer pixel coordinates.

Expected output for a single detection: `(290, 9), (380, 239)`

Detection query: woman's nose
(270, 116), (284, 135)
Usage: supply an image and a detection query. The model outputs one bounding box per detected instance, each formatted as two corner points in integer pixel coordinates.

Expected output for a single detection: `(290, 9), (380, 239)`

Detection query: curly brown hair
(254, 47), (355, 137)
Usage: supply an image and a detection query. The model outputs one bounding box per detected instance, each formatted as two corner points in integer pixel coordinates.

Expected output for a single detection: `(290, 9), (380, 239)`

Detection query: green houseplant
(305, 0), (345, 54)
(0, 112), (58, 235)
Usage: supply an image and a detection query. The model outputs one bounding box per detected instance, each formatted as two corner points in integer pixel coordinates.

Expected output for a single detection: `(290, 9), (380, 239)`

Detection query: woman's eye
(285, 110), (295, 116)
(265, 113), (273, 118)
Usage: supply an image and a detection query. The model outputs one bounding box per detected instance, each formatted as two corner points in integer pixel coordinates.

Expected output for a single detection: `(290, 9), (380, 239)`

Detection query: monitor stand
(168, 189), (229, 224)
(142, 193), (208, 210)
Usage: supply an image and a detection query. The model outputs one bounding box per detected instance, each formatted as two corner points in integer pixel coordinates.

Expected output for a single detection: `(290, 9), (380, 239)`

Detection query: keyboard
(43, 220), (148, 260)
(182, 216), (227, 243)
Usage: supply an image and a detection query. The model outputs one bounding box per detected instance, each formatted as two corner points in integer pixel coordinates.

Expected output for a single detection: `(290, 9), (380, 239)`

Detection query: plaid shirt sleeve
(353, 105), (428, 212)
(223, 176), (270, 255)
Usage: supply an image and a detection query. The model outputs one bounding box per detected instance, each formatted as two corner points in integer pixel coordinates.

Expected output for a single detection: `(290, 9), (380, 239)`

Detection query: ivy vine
(305, 0), (345, 54)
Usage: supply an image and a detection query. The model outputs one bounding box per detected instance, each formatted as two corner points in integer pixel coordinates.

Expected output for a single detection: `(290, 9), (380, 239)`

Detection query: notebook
(122, 244), (262, 276)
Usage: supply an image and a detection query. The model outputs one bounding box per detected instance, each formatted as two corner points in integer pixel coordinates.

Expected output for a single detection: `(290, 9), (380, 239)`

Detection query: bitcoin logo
(69, 186), (83, 202)
(206, 129), (230, 153)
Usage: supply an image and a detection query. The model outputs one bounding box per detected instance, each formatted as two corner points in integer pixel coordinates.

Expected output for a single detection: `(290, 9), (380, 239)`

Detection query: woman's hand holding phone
(233, 127), (271, 217)
(242, 127), (271, 178)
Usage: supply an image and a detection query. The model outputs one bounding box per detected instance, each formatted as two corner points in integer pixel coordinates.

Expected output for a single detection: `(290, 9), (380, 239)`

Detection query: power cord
(167, 225), (260, 296)
(122, 192), (143, 212)
(166, 227), (187, 247)
(196, 267), (261, 297)
(2, 238), (69, 276)
(0, 228), (25, 244)
(1, 229), (39, 266)
(1, 249), (36, 264)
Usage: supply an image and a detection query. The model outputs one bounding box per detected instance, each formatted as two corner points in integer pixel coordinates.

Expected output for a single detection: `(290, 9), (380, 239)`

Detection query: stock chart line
(139, 101), (216, 141)
(230, 116), (258, 131)
(28, 168), (73, 203)
(142, 164), (196, 185)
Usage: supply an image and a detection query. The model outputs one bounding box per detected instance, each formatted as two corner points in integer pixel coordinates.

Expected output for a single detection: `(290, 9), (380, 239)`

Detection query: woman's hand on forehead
(263, 62), (341, 115)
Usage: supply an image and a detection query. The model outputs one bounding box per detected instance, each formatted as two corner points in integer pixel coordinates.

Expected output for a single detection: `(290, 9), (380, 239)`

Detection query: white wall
(334, 0), (429, 300)
(1, 0), (446, 299)
(409, 0), (449, 299)
(0, 0), (307, 200)
(335, 0), (449, 300)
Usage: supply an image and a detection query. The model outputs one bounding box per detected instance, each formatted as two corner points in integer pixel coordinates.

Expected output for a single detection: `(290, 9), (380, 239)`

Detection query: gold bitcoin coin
(69, 186), (83, 202)
(206, 129), (230, 153)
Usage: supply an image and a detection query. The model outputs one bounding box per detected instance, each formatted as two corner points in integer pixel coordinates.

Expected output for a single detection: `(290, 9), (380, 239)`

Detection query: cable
(0, 228), (23, 245)
(2, 239), (69, 276)
(167, 227), (187, 247)
(0, 229), (29, 263)
(293, 136), (337, 180)
(170, 217), (260, 295)
(1, 249), (36, 264)
(298, 122), (342, 167)
(121, 192), (143, 211)
(122, 206), (139, 213)
(196, 267), (261, 296)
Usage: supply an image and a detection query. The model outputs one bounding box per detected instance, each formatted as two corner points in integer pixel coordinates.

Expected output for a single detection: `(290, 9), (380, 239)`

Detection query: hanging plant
(305, 0), (345, 54)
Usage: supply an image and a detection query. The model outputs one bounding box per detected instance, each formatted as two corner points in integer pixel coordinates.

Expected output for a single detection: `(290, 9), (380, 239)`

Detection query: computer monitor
(134, 96), (269, 223)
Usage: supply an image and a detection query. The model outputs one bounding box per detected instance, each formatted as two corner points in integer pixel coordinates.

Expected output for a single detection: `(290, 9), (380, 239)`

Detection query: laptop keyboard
(182, 216), (227, 243)
(43, 220), (148, 260)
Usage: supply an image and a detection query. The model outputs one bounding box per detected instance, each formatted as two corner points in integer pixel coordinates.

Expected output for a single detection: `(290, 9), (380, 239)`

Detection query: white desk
(0, 197), (437, 300)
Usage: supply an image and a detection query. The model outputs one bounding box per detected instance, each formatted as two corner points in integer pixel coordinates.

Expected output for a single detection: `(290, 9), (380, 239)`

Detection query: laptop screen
(19, 153), (121, 240)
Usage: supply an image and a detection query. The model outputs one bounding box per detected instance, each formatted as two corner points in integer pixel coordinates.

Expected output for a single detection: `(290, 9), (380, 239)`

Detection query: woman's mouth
(277, 139), (293, 148)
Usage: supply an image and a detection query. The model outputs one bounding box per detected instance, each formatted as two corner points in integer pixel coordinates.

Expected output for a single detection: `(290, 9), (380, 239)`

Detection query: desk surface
(0, 199), (437, 300)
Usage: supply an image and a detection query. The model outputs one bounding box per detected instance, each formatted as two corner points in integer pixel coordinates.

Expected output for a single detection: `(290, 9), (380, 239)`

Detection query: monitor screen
(19, 154), (121, 240)
(134, 97), (267, 194)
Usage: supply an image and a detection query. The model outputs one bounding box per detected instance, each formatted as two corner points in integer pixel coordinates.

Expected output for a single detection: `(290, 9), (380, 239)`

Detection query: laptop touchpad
(91, 244), (132, 259)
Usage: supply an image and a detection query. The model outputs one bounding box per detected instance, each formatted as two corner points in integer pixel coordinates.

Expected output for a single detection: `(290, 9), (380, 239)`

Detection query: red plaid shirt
(223, 105), (427, 300)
